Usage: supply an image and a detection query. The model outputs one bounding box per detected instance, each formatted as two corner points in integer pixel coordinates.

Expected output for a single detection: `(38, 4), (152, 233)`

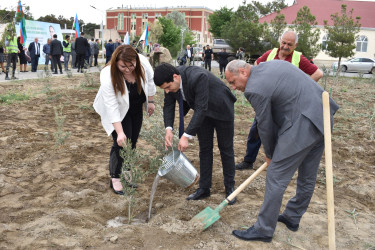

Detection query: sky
(1, 0), (295, 26)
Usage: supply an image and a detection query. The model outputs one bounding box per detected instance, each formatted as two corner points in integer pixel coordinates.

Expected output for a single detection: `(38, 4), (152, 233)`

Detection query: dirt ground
(0, 69), (374, 249)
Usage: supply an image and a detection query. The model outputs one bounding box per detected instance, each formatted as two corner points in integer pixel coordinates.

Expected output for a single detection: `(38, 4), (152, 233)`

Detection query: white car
(332, 57), (375, 73)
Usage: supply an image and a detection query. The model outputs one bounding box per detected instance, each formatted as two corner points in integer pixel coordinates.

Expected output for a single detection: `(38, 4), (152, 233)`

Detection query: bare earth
(0, 70), (374, 249)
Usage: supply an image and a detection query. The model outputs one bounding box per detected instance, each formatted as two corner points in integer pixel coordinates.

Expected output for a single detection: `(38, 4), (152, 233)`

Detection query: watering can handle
(227, 162), (268, 202)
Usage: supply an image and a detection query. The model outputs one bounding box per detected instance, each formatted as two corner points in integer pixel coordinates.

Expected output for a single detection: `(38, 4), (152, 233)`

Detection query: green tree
(83, 23), (100, 38)
(183, 30), (196, 47)
(0, 6), (33, 23)
(221, 3), (265, 56)
(252, 0), (288, 17)
(166, 11), (186, 28)
(324, 4), (361, 70)
(292, 6), (321, 60)
(158, 17), (181, 56)
(149, 20), (163, 44)
(208, 7), (233, 38)
(263, 10), (287, 49)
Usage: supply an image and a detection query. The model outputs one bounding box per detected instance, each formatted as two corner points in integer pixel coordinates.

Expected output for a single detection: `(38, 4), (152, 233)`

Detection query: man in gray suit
(154, 63), (237, 204)
(225, 60), (339, 242)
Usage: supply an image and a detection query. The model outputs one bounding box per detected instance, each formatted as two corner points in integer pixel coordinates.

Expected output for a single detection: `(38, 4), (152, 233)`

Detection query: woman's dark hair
(109, 45), (145, 96)
(154, 63), (180, 86)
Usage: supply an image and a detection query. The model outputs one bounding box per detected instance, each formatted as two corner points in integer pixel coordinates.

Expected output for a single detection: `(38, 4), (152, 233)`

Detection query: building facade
(105, 6), (214, 46)
(259, 0), (375, 66)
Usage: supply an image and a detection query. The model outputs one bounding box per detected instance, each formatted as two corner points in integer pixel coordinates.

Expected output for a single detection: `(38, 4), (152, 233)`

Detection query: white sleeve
(100, 67), (121, 123)
(139, 54), (156, 96)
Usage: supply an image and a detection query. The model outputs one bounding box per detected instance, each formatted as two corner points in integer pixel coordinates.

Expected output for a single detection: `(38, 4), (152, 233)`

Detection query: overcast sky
(1, 0), (294, 26)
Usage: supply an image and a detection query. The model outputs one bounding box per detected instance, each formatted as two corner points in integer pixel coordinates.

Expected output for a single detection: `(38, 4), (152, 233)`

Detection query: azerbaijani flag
(144, 22), (149, 46)
(72, 13), (80, 39)
(16, 0), (27, 45)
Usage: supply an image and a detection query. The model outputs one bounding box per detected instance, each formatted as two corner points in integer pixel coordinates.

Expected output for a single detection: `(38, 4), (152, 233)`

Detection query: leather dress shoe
(225, 187), (237, 205)
(235, 161), (253, 170)
(110, 179), (124, 195)
(232, 226), (272, 242)
(186, 188), (210, 200)
(278, 214), (299, 232)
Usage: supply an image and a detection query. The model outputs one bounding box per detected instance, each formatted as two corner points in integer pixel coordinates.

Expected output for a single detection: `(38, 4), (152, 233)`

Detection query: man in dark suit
(49, 34), (63, 74)
(105, 39), (114, 64)
(75, 32), (89, 73)
(185, 45), (194, 66)
(225, 60), (339, 242)
(154, 63), (237, 205)
(28, 37), (41, 72)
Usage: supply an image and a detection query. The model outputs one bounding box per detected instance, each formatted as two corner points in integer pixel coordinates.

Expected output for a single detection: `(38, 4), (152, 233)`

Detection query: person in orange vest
(235, 30), (323, 171)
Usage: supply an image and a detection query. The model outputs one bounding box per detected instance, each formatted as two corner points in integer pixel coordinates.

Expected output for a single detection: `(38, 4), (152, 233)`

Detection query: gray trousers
(254, 132), (325, 237)
(63, 52), (70, 70)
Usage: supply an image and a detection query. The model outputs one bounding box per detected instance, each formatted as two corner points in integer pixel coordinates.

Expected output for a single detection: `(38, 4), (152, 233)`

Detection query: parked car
(212, 39), (235, 60)
(332, 57), (375, 73)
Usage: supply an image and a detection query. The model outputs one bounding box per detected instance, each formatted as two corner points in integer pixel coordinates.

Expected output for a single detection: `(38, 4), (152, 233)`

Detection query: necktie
(179, 91), (184, 138)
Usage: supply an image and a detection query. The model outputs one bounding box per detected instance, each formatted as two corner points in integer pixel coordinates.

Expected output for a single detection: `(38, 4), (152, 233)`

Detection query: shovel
(191, 162), (268, 231)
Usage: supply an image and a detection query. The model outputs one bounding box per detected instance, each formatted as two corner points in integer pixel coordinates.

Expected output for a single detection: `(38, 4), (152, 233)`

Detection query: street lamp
(90, 5), (105, 61)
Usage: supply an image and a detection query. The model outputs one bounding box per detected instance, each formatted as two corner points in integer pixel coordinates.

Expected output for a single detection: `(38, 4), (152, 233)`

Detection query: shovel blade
(190, 206), (221, 231)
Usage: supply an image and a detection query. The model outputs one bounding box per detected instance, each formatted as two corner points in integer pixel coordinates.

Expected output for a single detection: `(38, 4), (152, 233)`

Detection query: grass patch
(0, 92), (30, 104)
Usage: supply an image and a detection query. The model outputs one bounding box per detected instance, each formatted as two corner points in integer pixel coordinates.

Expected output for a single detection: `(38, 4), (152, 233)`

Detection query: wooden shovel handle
(322, 91), (336, 250)
(227, 162), (268, 202)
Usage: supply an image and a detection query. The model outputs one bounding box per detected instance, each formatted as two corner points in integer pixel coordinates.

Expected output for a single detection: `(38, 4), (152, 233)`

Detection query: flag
(124, 32), (129, 45)
(72, 13), (80, 39)
(16, 0), (27, 45)
(139, 22), (149, 47)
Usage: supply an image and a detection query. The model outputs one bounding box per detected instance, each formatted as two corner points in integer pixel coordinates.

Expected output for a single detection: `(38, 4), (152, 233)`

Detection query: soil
(0, 71), (374, 249)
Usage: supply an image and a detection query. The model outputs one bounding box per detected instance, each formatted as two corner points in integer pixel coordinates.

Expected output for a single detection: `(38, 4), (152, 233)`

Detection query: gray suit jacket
(245, 60), (339, 162)
(163, 66), (237, 136)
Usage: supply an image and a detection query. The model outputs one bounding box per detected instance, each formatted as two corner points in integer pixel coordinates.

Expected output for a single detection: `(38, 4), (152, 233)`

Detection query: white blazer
(93, 54), (156, 136)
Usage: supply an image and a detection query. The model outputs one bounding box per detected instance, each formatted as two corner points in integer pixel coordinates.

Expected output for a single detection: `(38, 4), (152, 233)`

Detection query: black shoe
(11, 76), (17, 80)
(235, 161), (253, 170)
(109, 179), (124, 195)
(53, 72), (58, 74)
(225, 187), (237, 205)
(232, 226), (272, 242)
(186, 188), (210, 200)
(77, 69), (80, 72)
(60, 71), (63, 74)
(278, 214), (299, 232)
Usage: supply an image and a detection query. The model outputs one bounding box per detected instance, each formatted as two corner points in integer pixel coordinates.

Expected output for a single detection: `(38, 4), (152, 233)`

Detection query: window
(118, 13), (124, 30)
(131, 13), (136, 19)
(155, 13), (162, 19)
(321, 34), (329, 51)
(142, 13), (148, 19)
(131, 22), (136, 31)
(356, 36), (368, 52)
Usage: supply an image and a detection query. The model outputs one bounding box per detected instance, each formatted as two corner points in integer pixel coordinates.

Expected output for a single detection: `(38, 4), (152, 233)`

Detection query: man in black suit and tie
(154, 63), (237, 204)
(28, 37), (40, 72)
(50, 34), (63, 74)
(75, 32), (89, 73)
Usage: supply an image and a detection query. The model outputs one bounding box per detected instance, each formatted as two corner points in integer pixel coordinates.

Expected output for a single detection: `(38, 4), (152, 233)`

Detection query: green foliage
(183, 30), (196, 48)
(292, 6), (321, 60)
(208, 7), (233, 38)
(149, 21), (164, 44)
(166, 11), (187, 28)
(252, 0), (288, 17)
(221, 4), (266, 56)
(82, 23), (100, 38)
(53, 104), (70, 147)
(263, 10), (287, 49)
(158, 17), (181, 55)
(324, 4), (361, 69)
(0, 91), (29, 104)
(0, 6), (33, 23)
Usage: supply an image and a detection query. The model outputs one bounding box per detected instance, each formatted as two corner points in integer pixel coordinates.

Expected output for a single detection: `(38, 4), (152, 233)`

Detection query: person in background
(18, 36), (28, 72)
(4, 28), (19, 80)
(0, 44), (5, 74)
(93, 39), (100, 67)
(105, 39), (114, 64)
(71, 37), (77, 69)
(43, 38), (54, 71)
(217, 48), (229, 79)
(50, 33), (63, 74)
(236, 47), (245, 60)
(85, 41), (91, 68)
(203, 44), (213, 71)
(62, 35), (71, 71)
(75, 32), (89, 73)
(93, 45), (156, 195)
(28, 37), (41, 72)
(185, 45), (194, 66)
(89, 38), (95, 67)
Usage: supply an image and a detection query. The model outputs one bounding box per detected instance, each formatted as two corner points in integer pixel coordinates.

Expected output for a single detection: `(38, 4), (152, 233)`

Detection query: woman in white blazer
(93, 45), (156, 195)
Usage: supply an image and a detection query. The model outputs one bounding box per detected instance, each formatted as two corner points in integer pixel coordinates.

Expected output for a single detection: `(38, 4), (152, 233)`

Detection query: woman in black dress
(17, 37), (28, 72)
